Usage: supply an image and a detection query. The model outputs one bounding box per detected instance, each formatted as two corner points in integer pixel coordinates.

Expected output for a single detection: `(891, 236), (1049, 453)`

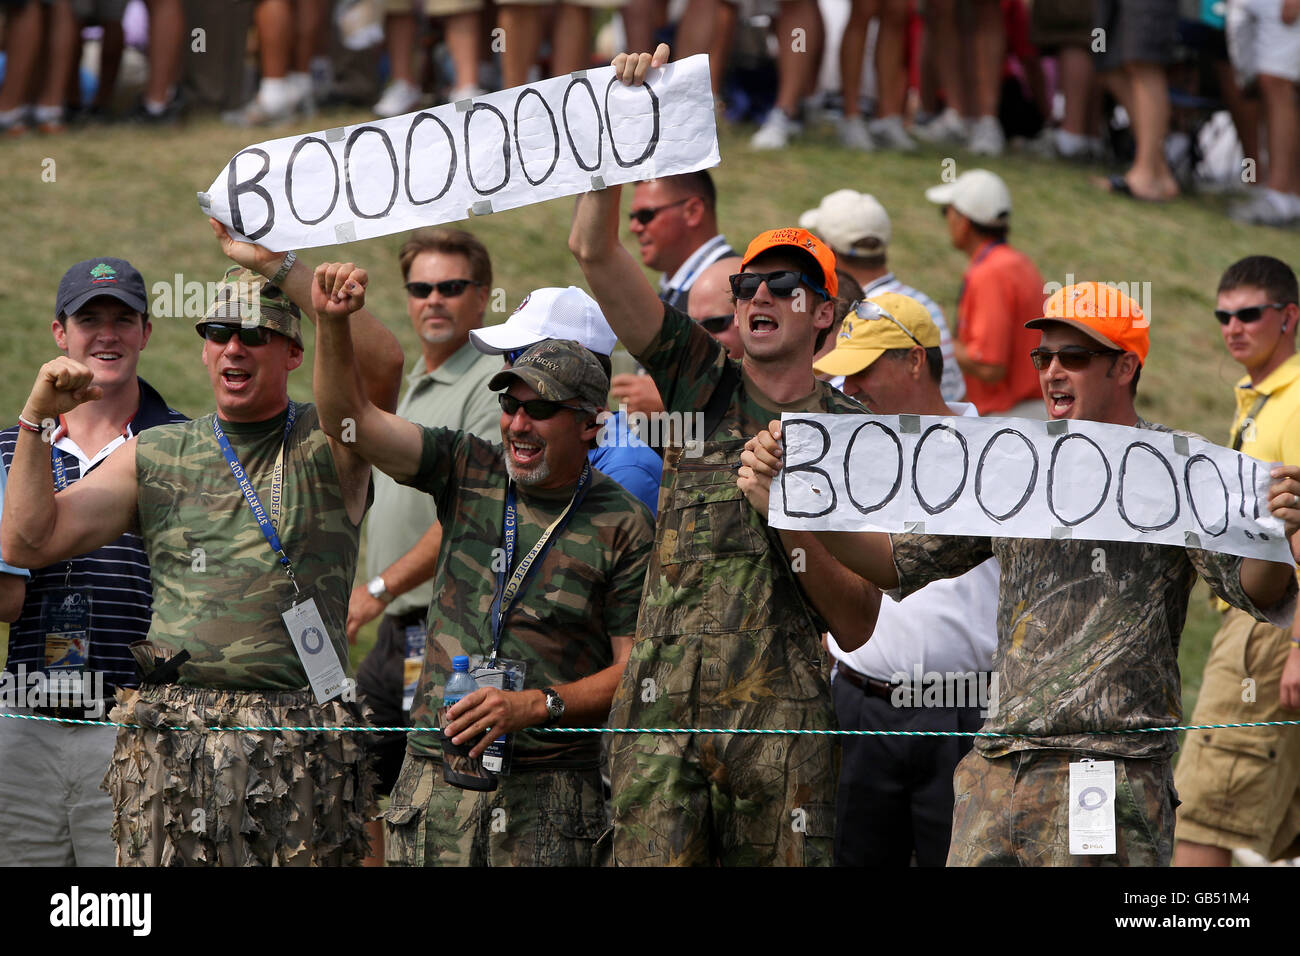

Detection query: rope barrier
(3, 711), (1298, 736)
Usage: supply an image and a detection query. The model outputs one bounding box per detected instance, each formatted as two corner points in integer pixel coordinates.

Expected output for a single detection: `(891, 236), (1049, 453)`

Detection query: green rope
(3, 711), (1298, 736)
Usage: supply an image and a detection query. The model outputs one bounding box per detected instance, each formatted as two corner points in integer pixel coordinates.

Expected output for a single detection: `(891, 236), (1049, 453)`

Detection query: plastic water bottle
(439, 655), (496, 791)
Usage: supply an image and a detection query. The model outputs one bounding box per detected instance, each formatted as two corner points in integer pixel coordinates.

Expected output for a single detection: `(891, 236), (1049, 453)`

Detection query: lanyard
(210, 402), (299, 592)
(1232, 393), (1270, 452)
(486, 462), (592, 665)
(51, 446), (69, 491)
(662, 236), (727, 301)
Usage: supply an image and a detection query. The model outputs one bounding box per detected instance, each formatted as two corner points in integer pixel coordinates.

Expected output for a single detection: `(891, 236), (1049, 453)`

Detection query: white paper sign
(198, 55), (720, 250)
(768, 413), (1292, 563)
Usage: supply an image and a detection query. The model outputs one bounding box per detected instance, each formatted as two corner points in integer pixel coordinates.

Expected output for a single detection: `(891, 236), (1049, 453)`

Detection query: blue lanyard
(51, 446), (69, 491)
(486, 462), (592, 664)
(210, 402), (298, 589)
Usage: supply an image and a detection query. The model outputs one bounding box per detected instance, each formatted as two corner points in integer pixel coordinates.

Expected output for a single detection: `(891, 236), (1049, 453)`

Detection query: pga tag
(1069, 759), (1116, 855)
(281, 596), (349, 704)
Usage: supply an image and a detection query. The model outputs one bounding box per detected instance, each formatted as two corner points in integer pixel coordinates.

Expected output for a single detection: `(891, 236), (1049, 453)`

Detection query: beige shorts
(495, 0), (630, 8)
(1175, 607), (1300, 860)
(384, 0), (484, 16)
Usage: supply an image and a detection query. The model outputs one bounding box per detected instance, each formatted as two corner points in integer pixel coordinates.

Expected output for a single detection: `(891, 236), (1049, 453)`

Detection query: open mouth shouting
(1047, 386), (1075, 418)
(748, 311), (780, 337)
(220, 366), (254, 392)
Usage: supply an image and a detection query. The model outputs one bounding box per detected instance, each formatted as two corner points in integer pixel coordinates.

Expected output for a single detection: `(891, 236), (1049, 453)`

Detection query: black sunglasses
(698, 314), (733, 333)
(405, 279), (480, 299)
(627, 198), (690, 225)
(498, 392), (587, 419)
(1029, 345), (1121, 371)
(729, 271), (830, 302)
(1213, 302), (1290, 325)
(201, 323), (274, 347)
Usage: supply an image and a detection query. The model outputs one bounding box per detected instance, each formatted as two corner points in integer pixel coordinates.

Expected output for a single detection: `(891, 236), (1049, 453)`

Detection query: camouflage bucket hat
(195, 266), (303, 347)
(488, 339), (609, 411)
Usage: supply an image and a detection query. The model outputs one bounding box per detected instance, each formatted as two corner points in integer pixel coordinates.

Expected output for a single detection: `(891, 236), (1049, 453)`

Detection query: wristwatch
(366, 575), (393, 604)
(541, 687), (565, 724)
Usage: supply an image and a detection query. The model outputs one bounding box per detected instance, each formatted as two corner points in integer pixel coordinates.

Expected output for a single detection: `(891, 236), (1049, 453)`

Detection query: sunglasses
(1213, 302), (1290, 325)
(729, 271), (830, 302)
(698, 314), (733, 334)
(1029, 345), (1121, 371)
(498, 392), (588, 419)
(851, 299), (923, 348)
(405, 279), (480, 299)
(627, 198), (690, 225)
(201, 323), (274, 347)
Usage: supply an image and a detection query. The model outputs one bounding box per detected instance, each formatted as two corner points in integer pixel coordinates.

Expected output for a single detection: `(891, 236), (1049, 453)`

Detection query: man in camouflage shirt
(2, 238), (405, 865)
(739, 281), (1300, 866)
(311, 292), (653, 867)
(567, 45), (882, 867)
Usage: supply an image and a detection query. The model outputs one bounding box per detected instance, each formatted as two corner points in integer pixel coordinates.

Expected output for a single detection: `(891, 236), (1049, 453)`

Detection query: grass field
(3, 105), (1300, 720)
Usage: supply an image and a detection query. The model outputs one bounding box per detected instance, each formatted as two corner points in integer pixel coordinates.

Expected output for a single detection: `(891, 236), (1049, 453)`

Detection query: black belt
(30, 684), (117, 721)
(835, 662), (898, 701)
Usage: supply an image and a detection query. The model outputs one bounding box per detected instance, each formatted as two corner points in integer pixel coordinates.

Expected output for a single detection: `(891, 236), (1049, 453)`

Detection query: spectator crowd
(1, 31), (1300, 870)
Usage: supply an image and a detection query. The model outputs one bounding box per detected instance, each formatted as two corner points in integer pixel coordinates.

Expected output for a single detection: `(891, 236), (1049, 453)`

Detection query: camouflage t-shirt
(619, 304), (864, 724)
(891, 418), (1296, 760)
(135, 403), (361, 689)
(400, 426), (654, 769)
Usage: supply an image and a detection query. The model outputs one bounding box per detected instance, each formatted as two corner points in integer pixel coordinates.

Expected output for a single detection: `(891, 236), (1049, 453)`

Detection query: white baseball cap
(924, 169), (1012, 227)
(469, 286), (618, 356)
(798, 189), (891, 256)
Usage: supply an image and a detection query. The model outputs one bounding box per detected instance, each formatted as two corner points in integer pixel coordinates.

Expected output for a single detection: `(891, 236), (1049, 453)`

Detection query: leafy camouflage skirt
(104, 685), (377, 866)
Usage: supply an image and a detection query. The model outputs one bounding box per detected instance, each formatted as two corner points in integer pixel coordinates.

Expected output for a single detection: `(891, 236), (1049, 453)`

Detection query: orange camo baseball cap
(741, 227), (839, 298)
(1026, 281), (1149, 366)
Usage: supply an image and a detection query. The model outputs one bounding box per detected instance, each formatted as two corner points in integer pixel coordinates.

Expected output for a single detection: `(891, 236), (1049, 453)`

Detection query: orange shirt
(957, 241), (1045, 414)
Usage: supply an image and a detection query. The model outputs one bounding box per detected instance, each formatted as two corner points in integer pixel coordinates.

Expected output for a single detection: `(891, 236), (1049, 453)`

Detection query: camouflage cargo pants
(105, 685), (376, 866)
(948, 749), (1176, 866)
(607, 631), (837, 867)
(383, 753), (610, 866)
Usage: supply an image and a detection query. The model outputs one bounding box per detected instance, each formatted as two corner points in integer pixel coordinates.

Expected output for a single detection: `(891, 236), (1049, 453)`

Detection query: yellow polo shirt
(1217, 352), (1300, 608)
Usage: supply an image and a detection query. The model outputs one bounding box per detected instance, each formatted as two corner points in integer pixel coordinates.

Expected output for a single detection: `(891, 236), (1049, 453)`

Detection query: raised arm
(210, 218), (405, 413)
(311, 265), (425, 484)
(567, 44), (674, 357)
(2, 358), (138, 569)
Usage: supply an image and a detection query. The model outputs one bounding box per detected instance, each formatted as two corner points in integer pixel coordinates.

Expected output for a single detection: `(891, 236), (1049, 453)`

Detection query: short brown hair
(398, 227), (492, 287)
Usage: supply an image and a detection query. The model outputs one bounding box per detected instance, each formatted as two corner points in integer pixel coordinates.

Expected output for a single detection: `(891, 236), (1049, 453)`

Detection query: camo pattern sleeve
(134, 404), (360, 690)
(635, 302), (732, 418)
(399, 425), (654, 769)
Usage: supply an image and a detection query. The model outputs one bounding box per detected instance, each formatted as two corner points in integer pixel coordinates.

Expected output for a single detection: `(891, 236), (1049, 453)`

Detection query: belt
(835, 662), (899, 701)
(30, 684), (116, 721)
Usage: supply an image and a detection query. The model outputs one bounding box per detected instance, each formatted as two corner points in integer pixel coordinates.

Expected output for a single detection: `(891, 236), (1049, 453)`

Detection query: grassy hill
(4, 107), (1300, 715)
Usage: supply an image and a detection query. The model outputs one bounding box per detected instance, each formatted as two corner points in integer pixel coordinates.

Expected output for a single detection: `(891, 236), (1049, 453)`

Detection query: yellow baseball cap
(813, 292), (940, 377)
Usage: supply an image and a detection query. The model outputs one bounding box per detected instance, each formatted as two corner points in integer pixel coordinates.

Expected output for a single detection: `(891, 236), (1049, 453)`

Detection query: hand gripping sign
(198, 55), (720, 250)
(768, 413), (1293, 563)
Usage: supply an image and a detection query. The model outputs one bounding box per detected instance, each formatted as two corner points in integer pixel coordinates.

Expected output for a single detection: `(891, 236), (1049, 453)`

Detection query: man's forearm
(779, 530), (881, 651)
(380, 521), (444, 600)
(569, 187), (663, 356)
(1, 428), (57, 567)
(273, 255), (404, 413)
(953, 341), (1005, 383)
(807, 528), (900, 590)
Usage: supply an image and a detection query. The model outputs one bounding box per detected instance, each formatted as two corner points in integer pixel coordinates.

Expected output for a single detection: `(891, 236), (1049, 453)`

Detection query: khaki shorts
(1175, 608), (1300, 860)
(384, 0), (484, 16)
(383, 752), (610, 866)
(105, 685), (377, 867)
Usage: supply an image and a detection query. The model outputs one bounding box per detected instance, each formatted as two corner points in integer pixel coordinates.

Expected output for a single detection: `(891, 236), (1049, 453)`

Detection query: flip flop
(1096, 173), (1173, 203)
